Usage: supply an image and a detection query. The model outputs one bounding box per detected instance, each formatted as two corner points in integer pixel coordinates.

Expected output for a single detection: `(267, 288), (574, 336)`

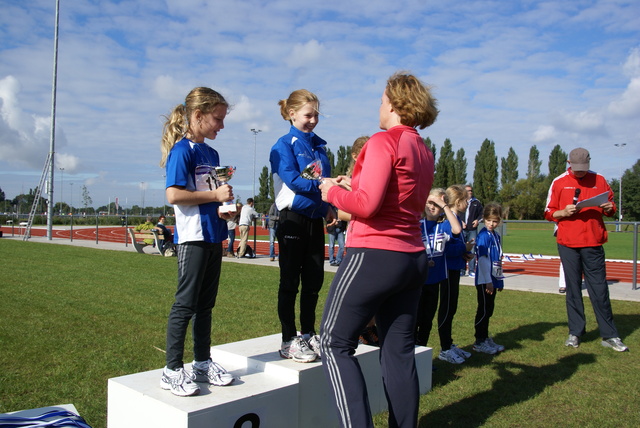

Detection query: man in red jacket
(544, 148), (628, 352)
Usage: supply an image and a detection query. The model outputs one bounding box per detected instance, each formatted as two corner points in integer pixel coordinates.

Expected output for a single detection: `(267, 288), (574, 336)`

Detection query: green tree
(424, 137), (436, 160)
(500, 147), (519, 188)
(254, 165), (272, 213)
(618, 159), (640, 222)
(326, 147), (335, 176)
(433, 139), (455, 188)
(508, 178), (549, 220)
(473, 139), (498, 203)
(498, 147), (519, 214)
(81, 185), (93, 211)
(527, 145), (543, 182)
(453, 148), (467, 185)
(548, 144), (568, 179)
(333, 145), (352, 177)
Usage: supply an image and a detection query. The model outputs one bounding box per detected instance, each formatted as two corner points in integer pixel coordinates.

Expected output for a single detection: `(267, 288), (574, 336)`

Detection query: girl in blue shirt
(158, 87), (236, 396)
(472, 203), (506, 355)
(415, 188), (461, 347)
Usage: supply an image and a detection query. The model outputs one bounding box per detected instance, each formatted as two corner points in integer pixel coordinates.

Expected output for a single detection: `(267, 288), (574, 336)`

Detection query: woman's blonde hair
(346, 135), (369, 177)
(160, 87), (228, 167)
(446, 184), (466, 210)
(385, 72), (439, 130)
(278, 89), (319, 123)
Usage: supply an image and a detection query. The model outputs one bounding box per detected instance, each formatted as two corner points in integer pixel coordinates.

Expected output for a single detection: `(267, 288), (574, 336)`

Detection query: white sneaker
(473, 339), (498, 355)
(280, 336), (317, 363)
(450, 344), (471, 359)
(192, 359), (235, 386)
(307, 334), (322, 358)
(487, 337), (505, 352)
(160, 367), (200, 396)
(438, 349), (465, 364)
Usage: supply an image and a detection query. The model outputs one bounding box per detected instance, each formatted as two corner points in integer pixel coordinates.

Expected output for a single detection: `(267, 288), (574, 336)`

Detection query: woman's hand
(335, 175), (352, 191)
(319, 178), (338, 202)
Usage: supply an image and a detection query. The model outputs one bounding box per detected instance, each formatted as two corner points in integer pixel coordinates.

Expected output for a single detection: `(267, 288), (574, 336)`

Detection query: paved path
(3, 226), (638, 302)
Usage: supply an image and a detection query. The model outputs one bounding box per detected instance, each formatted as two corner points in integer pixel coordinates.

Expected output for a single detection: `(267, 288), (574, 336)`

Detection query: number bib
(492, 260), (504, 279)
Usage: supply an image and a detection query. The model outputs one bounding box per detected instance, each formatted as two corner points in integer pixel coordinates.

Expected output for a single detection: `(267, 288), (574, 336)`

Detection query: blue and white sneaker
(160, 366), (200, 396)
(487, 337), (505, 352)
(450, 344), (471, 359)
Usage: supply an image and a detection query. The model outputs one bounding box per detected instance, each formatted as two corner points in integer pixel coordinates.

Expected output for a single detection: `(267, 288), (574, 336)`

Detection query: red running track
(5, 227), (638, 283)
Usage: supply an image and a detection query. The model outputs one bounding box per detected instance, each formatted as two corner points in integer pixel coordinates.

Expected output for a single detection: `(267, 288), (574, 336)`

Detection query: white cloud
(532, 125), (557, 143)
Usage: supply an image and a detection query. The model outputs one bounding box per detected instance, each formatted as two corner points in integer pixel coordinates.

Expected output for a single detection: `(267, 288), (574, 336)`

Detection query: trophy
(214, 166), (237, 213)
(301, 160), (325, 184)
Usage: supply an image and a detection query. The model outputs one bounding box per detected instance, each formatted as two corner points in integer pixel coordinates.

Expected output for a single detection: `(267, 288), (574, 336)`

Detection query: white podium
(108, 334), (432, 428)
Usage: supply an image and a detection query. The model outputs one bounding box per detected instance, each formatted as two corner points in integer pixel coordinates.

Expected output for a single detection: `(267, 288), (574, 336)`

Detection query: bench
(127, 228), (163, 254)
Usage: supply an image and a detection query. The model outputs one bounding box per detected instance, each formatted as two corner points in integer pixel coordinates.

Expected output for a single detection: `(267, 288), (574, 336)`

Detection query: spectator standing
(226, 205), (240, 258)
(267, 202), (280, 261)
(437, 184), (474, 363)
(472, 203), (506, 355)
(544, 147), (628, 352)
(462, 185), (483, 277)
(415, 189), (462, 357)
(326, 208), (346, 266)
(237, 198), (258, 258)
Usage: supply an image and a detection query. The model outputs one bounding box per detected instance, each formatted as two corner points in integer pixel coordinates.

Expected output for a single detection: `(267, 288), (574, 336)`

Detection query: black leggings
(276, 209), (325, 341)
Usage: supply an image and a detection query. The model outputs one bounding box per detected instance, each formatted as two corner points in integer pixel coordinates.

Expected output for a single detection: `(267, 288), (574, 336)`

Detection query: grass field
(0, 239), (638, 427)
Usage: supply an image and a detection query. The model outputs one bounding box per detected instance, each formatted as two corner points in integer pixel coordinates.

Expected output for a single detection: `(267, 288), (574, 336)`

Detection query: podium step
(108, 334), (432, 428)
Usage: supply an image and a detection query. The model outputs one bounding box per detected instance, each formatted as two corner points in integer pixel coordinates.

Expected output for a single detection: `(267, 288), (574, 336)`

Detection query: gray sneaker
(565, 334), (580, 348)
(280, 336), (317, 363)
(601, 337), (629, 352)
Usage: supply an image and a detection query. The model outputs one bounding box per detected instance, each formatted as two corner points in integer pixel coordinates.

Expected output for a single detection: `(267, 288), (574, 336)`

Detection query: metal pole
(46, 0), (61, 240)
(250, 128), (262, 198)
(614, 143), (626, 232)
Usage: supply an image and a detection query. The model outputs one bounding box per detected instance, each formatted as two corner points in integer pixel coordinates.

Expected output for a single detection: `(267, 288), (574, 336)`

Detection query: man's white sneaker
(192, 359), (235, 386)
(160, 367), (200, 397)
(307, 334), (322, 358)
(450, 344), (471, 359)
(438, 349), (465, 364)
(280, 336), (317, 363)
(473, 339), (498, 355)
(487, 337), (505, 352)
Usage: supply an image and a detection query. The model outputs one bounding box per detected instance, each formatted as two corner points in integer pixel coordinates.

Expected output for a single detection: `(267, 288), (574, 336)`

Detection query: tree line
(252, 139), (640, 222)
(2, 140), (638, 222)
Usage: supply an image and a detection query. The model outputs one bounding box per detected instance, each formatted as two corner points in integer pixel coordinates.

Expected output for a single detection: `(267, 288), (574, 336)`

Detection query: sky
(1, 0), (639, 211)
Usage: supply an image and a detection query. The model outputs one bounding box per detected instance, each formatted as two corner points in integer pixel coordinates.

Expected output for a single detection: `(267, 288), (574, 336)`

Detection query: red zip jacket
(327, 125), (434, 253)
(544, 168), (616, 248)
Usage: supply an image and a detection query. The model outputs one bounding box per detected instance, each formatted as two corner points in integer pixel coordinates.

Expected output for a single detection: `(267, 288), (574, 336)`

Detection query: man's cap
(569, 147), (590, 172)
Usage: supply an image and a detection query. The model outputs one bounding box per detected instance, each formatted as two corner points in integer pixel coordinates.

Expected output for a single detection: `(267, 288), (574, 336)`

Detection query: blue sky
(1, 0), (638, 211)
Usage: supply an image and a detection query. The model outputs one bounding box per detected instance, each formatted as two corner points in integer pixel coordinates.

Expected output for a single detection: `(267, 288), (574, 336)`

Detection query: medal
(428, 259), (435, 267)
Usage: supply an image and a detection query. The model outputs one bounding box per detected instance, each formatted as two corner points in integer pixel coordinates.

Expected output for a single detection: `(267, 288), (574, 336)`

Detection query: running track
(5, 226), (637, 283)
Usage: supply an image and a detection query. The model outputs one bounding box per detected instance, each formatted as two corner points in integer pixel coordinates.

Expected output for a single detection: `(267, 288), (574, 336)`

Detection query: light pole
(140, 181), (145, 215)
(250, 128), (262, 198)
(614, 143), (626, 232)
(69, 182), (73, 215)
(59, 167), (64, 214)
